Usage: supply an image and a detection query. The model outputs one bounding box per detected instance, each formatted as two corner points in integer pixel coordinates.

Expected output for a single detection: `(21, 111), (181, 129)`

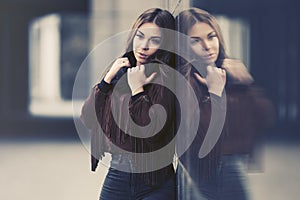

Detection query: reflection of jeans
(177, 155), (249, 200)
(100, 155), (176, 200)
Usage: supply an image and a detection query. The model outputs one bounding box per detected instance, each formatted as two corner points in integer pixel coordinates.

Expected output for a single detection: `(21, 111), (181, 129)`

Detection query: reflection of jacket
(179, 66), (275, 180)
(80, 66), (176, 185)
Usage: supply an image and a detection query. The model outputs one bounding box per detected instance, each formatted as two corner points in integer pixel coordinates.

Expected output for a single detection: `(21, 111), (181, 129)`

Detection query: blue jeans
(177, 155), (249, 200)
(100, 155), (176, 200)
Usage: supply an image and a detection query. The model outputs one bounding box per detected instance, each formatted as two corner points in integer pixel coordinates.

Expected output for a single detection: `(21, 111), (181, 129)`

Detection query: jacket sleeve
(94, 80), (113, 129)
(80, 80), (113, 130)
(81, 80), (112, 171)
(80, 86), (98, 130)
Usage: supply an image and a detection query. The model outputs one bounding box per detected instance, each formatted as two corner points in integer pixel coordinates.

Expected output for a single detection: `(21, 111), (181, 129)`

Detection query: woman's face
(133, 22), (162, 64)
(188, 22), (219, 65)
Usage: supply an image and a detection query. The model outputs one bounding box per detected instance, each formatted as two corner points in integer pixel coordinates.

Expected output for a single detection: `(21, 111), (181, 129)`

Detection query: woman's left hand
(221, 59), (254, 85)
(127, 65), (157, 95)
(195, 65), (226, 97)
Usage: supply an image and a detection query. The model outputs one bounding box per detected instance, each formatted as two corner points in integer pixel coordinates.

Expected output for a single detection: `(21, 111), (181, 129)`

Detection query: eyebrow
(137, 30), (161, 39)
(137, 30), (144, 36)
(208, 31), (217, 36)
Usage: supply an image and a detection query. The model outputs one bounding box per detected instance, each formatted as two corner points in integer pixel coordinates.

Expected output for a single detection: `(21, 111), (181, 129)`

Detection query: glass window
(28, 13), (89, 117)
(216, 15), (250, 68)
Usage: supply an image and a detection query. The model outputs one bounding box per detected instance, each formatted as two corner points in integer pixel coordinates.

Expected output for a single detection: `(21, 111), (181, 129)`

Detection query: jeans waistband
(110, 154), (137, 172)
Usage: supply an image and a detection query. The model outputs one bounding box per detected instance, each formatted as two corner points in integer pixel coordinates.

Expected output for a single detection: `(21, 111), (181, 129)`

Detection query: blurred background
(0, 0), (299, 199)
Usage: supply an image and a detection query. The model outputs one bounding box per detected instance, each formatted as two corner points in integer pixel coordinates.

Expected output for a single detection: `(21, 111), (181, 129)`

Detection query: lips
(203, 53), (215, 60)
(137, 52), (148, 60)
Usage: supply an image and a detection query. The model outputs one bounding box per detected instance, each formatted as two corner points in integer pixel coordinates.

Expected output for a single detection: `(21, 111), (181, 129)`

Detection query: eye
(190, 38), (200, 45)
(150, 38), (161, 45)
(135, 33), (144, 39)
(208, 34), (217, 40)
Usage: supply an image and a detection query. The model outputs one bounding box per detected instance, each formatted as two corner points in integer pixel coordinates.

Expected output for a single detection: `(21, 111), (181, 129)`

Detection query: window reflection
(216, 15), (250, 68)
(176, 14), (251, 200)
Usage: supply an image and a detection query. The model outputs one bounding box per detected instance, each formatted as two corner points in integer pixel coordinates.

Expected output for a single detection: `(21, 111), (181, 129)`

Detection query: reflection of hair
(124, 8), (175, 67)
(176, 8), (227, 67)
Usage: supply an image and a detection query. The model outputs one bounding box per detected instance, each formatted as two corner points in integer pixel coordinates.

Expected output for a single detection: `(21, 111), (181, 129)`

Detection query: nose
(140, 39), (150, 51)
(202, 40), (210, 51)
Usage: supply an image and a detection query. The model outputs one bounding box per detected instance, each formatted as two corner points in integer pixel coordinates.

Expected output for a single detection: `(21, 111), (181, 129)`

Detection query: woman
(175, 8), (274, 200)
(81, 8), (176, 200)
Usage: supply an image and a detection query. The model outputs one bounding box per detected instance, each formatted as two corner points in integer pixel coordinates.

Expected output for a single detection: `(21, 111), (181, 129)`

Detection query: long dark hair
(113, 8), (175, 101)
(124, 8), (175, 67)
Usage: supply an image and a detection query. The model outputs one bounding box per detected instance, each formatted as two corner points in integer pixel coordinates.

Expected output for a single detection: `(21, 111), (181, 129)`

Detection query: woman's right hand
(104, 57), (131, 83)
(194, 65), (226, 97)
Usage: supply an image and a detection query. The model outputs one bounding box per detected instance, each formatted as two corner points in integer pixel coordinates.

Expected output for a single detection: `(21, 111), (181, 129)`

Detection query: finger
(194, 73), (207, 85)
(217, 69), (226, 80)
(131, 66), (138, 72)
(118, 57), (125, 63)
(139, 65), (145, 72)
(221, 64), (228, 70)
(207, 65), (213, 73)
(217, 67), (225, 73)
(222, 70), (227, 81)
(223, 58), (231, 64)
(145, 72), (157, 84)
(221, 59), (233, 69)
(122, 58), (131, 67)
(207, 65), (220, 74)
(124, 61), (131, 67)
(127, 69), (131, 79)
